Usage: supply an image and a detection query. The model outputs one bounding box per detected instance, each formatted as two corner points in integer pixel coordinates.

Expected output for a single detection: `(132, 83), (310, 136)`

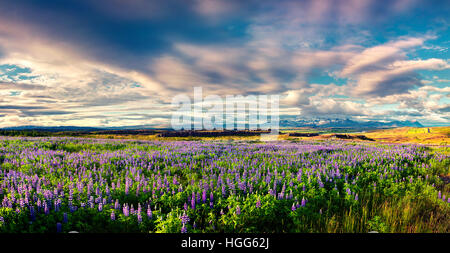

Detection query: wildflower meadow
(0, 137), (448, 233)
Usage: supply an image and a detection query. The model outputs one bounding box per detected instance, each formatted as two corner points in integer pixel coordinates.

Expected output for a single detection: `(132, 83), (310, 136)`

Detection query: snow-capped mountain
(280, 118), (423, 129)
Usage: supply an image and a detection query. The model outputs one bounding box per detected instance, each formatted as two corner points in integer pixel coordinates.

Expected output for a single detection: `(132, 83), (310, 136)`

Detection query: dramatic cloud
(338, 37), (450, 97)
(0, 0), (449, 127)
(340, 37), (427, 77)
(351, 58), (449, 97)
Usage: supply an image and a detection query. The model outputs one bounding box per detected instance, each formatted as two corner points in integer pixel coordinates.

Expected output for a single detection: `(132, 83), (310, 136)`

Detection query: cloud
(333, 36), (450, 97)
(0, 82), (46, 91)
(301, 98), (368, 116)
(340, 37), (427, 76)
(438, 105), (450, 113)
(0, 0), (449, 126)
(19, 110), (75, 117)
(0, 105), (47, 110)
(351, 58), (450, 97)
(282, 90), (312, 106)
(420, 85), (450, 92)
(193, 0), (238, 17)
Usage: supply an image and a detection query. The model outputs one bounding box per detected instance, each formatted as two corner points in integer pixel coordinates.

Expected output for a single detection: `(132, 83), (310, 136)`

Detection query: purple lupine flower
(137, 212), (142, 223)
(236, 205), (241, 215)
(191, 196), (195, 210)
(44, 202), (49, 215)
(56, 222), (62, 233)
(147, 205), (152, 219)
(88, 196), (94, 209)
(221, 185), (226, 197)
(256, 198), (261, 208)
(291, 203), (296, 211)
(123, 204), (129, 217)
(438, 191), (441, 199)
(181, 223), (187, 233)
(98, 202), (103, 212)
(135, 185), (140, 197)
(301, 197), (306, 207)
(63, 212), (68, 223)
(111, 211), (115, 221)
(180, 212), (190, 224)
(355, 194), (359, 201)
(202, 190), (207, 203)
(19, 198), (25, 208)
(184, 202), (188, 211)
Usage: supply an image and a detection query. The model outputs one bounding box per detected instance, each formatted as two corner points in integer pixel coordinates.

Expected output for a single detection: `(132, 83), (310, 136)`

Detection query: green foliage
(0, 138), (449, 233)
(366, 216), (387, 233)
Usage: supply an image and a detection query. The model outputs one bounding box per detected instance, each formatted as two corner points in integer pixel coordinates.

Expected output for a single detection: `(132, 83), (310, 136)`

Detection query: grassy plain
(83, 127), (450, 146)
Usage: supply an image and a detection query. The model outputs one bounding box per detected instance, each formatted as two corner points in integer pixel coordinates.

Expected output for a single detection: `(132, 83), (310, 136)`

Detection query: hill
(280, 118), (424, 130)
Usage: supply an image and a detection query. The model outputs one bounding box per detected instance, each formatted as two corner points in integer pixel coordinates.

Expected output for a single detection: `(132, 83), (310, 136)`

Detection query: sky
(0, 0), (449, 127)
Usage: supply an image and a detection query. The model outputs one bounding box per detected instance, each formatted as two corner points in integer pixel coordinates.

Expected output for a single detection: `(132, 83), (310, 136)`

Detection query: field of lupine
(0, 137), (448, 233)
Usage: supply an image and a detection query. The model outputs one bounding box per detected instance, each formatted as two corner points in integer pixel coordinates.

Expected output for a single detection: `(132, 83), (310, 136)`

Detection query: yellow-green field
(84, 133), (264, 142)
(83, 126), (450, 146)
(363, 127), (449, 145)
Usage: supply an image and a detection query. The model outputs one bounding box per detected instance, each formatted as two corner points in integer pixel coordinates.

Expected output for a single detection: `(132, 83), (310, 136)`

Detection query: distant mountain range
(279, 118), (424, 129)
(0, 119), (424, 132)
